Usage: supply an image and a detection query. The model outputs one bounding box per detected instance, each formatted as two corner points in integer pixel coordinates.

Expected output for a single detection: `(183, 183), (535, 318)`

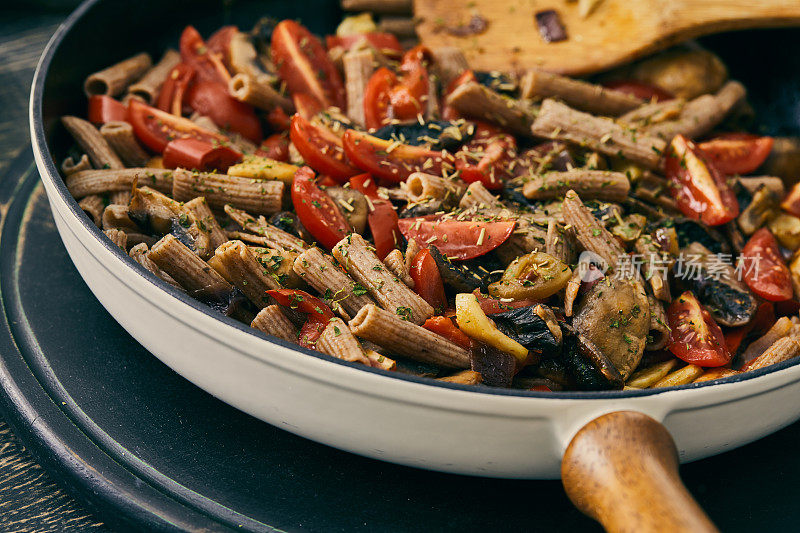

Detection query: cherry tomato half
(126, 99), (231, 153)
(667, 291), (731, 367)
(423, 316), (473, 350)
(397, 217), (516, 260)
(156, 63), (196, 115)
(472, 289), (538, 315)
(179, 26), (231, 85)
(698, 133), (774, 176)
(349, 173), (400, 259)
(266, 288), (334, 348)
(740, 228), (793, 302)
(259, 132), (290, 162)
(290, 114), (360, 182)
(410, 249), (447, 312)
(363, 46), (430, 129)
(271, 20), (345, 109)
(185, 80), (262, 143)
(291, 166), (351, 249)
(664, 134), (739, 226)
(455, 135), (516, 191)
(342, 129), (447, 182)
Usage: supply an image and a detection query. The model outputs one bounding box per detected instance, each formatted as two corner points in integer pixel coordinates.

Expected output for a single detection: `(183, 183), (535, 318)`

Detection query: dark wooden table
(0, 8), (107, 532)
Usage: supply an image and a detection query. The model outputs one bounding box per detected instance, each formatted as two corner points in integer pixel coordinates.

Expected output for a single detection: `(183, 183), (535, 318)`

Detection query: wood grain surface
(0, 11), (108, 532)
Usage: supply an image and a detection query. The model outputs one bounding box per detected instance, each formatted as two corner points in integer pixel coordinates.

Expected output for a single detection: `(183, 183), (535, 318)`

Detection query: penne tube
(109, 190), (131, 206)
(66, 168), (173, 198)
(172, 168), (284, 216)
(425, 75), (439, 120)
(61, 116), (124, 170)
(438, 370), (483, 385)
(349, 304), (470, 368)
(634, 235), (671, 302)
(128, 243), (182, 289)
(561, 190), (625, 269)
(213, 241), (282, 307)
(546, 219), (577, 266)
(652, 364), (704, 388)
(404, 238), (421, 273)
(317, 318), (370, 364)
(431, 47), (468, 88)
(127, 49), (180, 104)
(229, 73), (294, 113)
(446, 81), (534, 136)
(226, 156), (299, 185)
(520, 69), (643, 116)
(149, 234), (232, 300)
(184, 197), (229, 251)
(522, 170), (630, 202)
(129, 186), (212, 257)
(293, 247), (375, 319)
(744, 336), (800, 371)
(333, 233), (434, 325)
(740, 317), (794, 367)
(78, 195), (105, 226)
(104, 228), (128, 249)
(101, 204), (139, 232)
(342, 49), (375, 127)
(224, 205), (308, 253)
(341, 0), (412, 14)
(100, 121), (150, 167)
(377, 16), (417, 38)
(530, 99), (666, 169)
(618, 98), (685, 126)
(646, 81), (746, 141)
(61, 154), (91, 176)
(84, 52), (152, 97)
(626, 359), (678, 389)
(251, 305), (298, 343)
(365, 350), (397, 371)
(646, 295), (670, 351)
(405, 172), (465, 204)
(383, 249), (414, 288)
(249, 246), (304, 289)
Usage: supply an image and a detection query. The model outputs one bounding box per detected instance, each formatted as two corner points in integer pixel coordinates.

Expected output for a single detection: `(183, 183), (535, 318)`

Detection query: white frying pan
(30, 1), (800, 530)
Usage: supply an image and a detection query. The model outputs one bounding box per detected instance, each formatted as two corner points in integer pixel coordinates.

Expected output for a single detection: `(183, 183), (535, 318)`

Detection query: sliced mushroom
(737, 184), (779, 236)
(562, 325), (624, 390)
(492, 304), (562, 358)
(324, 186), (368, 234)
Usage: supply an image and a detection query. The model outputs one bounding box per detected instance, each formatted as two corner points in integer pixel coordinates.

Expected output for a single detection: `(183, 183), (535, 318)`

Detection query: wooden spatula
(414, 0), (800, 75)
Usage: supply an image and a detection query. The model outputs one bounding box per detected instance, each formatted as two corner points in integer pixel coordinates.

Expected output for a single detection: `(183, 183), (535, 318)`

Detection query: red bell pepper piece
(162, 137), (242, 172)
(87, 95), (127, 124)
(266, 289), (335, 348)
(410, 249), (447, 312)
(423, 316), (473, 350)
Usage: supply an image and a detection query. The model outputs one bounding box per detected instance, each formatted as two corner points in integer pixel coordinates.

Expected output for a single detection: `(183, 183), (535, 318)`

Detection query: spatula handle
(561, 411), (718, 533)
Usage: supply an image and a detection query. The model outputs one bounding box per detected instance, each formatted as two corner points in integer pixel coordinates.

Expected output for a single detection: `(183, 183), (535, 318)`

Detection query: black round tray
(2, 148), (800, 532)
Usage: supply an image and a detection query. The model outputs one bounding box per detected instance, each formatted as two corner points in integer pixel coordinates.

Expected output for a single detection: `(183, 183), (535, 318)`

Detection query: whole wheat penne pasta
(634, 236), (671, 302)
(251, 305), (298, 343)
(129, 186), (212, 257)
(446, 81), (534, 136)
(365, 350), (396, 371)
(404, 238), (421, 273)
(61, 116), (124, 170)
(184, 197), (228, 251)
(438, 370), (483, 385)
(128, 243), (182, 289)
(383, 249), (414, 288)
(66, 168), (173, 198)
(104, 228), (128, 249)
(79, 195), (105, 226)
(342, 49), (374, 126)
(293, 247), (375, 319)
(377, 16), (417, 38)
(224, 205), (308, 253)
(172, 169), (284, 216)
(545, 219), (575, 265)
(740, 317), (794, 365)
(425, 75), (439, 120)
(520, 70), (643, 116)
(563, 267), (582, 318)
(249, 246), (305, 289)
(626, 359), (678, 389)
(100, 121), (150, 167)
(341, 0), (412, 14)
(333, 234), (434, 324)
(431, 47), (468, 88)
(744, 337), (800, 372)
(693, 368), (741, 383)
(109, 190), (131, 205)
(127, 49), (180, 104)
(349, 304), (470, 368)
(149, 234), (232, 300)
(646, 81), (746, 140)
(317, 318), (370, 364)
(522, 170), (630, 202)
(213, 241), (282, 307)
(618, 98), (685, 126)
(530, 99), (666, 169)
(561, 190), (625, 269)
(646, 295), (670, 351)
(229, 73), (294, 113)
(61, 154), (91, 176)
(406, 172), (465, 203)
(652, 364), (704, 388)
(101, 204), (138, 232)
(84, 52), (152, 97)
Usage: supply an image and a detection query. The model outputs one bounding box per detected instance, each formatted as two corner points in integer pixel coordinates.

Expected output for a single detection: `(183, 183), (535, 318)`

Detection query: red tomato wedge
(398, 217), (515, 260)
(156, 63), (196, 115)
(162, 138), (242, 172)
(185, 80), (262, 143)
(326, 33), (403, 56)
(126, 99), (231, 153)
(291, 166), (350, 249)
(266, 289), (334, 348)
(602, 80), (674, 101)
(363, 46), (430, 129)
(179, 26), (231, 85)
(271, 20), (345, 109)
(349, 173), (400, 259)
(363, 67), (397, 130)
(667, 291), (731, 367)
(410, 249), (447, 312)
(472, 289), (538, 315)
(455, 136), (516, 191)
(740, 228), (793, 302)
(289, 114), (360, 182)
(87, 95), (127, 124)
(698, 133), (773, 176)
(342, 129), (447, 182)
(664, 134), (739, 226)
(259, 132), (290, 162)
(423, 316), (473, 350)
(293, 92), (325, 121)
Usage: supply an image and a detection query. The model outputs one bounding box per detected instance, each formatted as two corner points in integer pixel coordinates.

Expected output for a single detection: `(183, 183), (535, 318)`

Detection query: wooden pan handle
(561, 411), (718, 533)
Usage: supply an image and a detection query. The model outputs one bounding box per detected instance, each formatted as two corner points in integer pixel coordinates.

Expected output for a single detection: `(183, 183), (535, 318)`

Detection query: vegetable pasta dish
(56, 10), (800, 392)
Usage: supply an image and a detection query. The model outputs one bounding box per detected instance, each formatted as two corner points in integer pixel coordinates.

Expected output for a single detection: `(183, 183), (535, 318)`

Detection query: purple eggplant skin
(470, 342), (516, 388)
